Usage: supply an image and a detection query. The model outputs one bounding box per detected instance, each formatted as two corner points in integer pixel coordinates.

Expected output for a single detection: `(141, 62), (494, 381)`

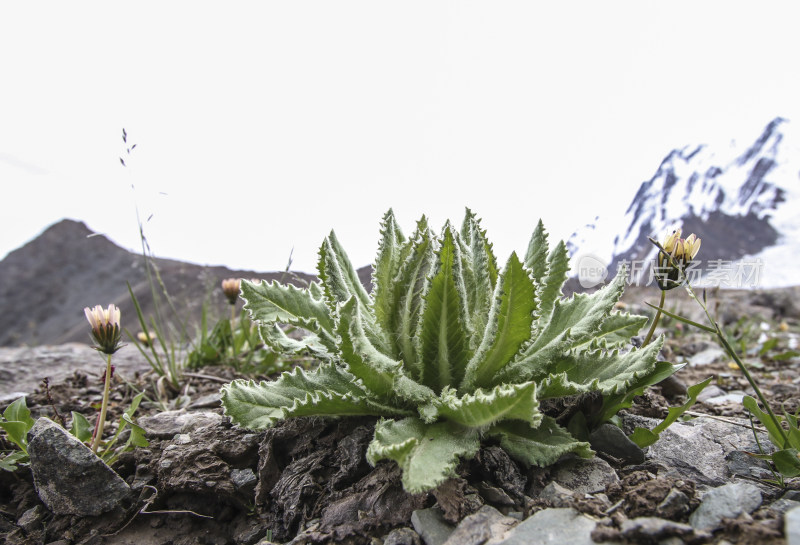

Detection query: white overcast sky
(2, 2), (799, 274)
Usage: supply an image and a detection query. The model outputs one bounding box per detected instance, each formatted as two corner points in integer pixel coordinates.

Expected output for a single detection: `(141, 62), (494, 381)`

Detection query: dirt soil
(1, 286), (799, 544)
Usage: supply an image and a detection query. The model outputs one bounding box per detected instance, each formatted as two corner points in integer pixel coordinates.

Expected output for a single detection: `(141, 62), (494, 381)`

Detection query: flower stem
(91, 353), (113, 454)
(643, 290), (666, 347)
(683, 283), (789, 448)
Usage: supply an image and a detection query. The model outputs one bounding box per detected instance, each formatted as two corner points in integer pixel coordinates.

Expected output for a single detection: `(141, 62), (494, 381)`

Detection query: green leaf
(486, 416), (593, 468)
(122, 413), (149, 448)
(318, 231), (372, 309)
(502, 267), (629, 384)
(463, 253), (537, 390)
(523, 219), (549, 284)
(418, 227), (471, 392)
(0, 450), (28, 472)
(241, 279), (337, 352)
(428, 381), (541, 429)
(772, 449), (800, 477)
(592, 361), (680, 426)
(0, 421), (30, 454)
(459, 209), (499, 339)
(743, 395), (792, 449)
(373, 209), (408, 333)
(366, 417), (481, 493)
(69, 412), (93, 443)
(390, 217), (436, 376)
(257, 323), (334, 361)
(221, 363), (411, 430)
(629, 376), (713, 448)
(535, 240), (569, 323)
(338, 296), (431, 405)
(3, 397), (33, 428)
(536, 339), (663, 398)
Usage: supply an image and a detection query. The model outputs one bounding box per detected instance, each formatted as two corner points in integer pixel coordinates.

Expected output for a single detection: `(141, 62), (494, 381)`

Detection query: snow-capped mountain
(568, 117), (800, 289)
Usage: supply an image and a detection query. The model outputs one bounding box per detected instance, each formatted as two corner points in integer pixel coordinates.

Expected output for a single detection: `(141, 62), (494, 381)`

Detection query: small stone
(696, 384), (726, 402)
(186, 392), (222, 409)
(689, 347), (726, 366)
(138, 410), (222, 439)
(27, 418), (131, 516)
(384, 527), (422, 545)
(442, 505), (517, 545)
(231, 468), (258, 496)
(689, 482), (762, 530)
(550, 456), (619, 494)
(726, 450), (772, 480)
(538, 482), (575, 508)
(411, 507), (454, 545)
(703, 393), (745, 406)
(498, 508), (613, 545)
(589, 424), (645, 465)
(655, 488), (691, 519)
(786, 505), (800, 545)
(620, 517), (695, 541)
(17, 505), (47, 533)
(770, 498), (800, 515)
(658, 375), (688, 397)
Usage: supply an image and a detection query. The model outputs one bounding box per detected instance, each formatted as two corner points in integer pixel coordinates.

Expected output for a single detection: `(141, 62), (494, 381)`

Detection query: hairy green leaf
(221, 363), (410, 429)
(428, 381), (541, 428)
(463, 253), (536, 390)
(418, 227), (470, 392)
(487, 417), (593, 468)
(367, 417), (480, 493)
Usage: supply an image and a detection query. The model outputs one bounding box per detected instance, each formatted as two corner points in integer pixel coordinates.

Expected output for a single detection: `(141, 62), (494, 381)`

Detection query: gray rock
(689, 482), (762, 530)
(656, 488), (691, 519)
(786, 505), (800, 545)
(703, 392), (745, 406)
(231, 468), (258, 496)
(17, 505), (46, 533)
(624, 414), (768, 488)
(550, 456), (619, 494)
(442, 505), (517, 545)
(186, 392), (222, 409)
(27, 418), (131, 516)
(138, 410), (222, 439)
(538, 482), (575, 508)
(689, 346), (726, 365)
(769, 498), (800, 515)
(620, 517), (696, 541)
(726, 450), (772, 480)
(497, 508), (611, 545)
(696, 384), (726, 403)
(411, 507), (454, 545)
(384, 527), (422, 545)
(589, 423), (645, 465)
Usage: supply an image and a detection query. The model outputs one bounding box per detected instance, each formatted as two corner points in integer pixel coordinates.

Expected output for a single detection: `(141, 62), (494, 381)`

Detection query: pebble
(689, 482), (762, 530)
(786, 505), (800, 545)
(549, 456), (619, 494)
(689, 347), (726, 366)
(442, 505), (517, 545)
(411, 507), (454, 545)
(496, 508), (612, 545)
(589, 423), (645, 465)
(138, 409), (223, 439)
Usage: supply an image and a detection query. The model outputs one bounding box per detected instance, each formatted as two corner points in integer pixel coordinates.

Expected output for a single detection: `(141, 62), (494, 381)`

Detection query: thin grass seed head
(222, 278), (242, 305)
(84, 304), (123, 354)
(654, 228), (702, 290)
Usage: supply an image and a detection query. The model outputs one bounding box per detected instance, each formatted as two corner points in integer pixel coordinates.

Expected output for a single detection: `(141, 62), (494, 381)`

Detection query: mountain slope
(568, 117), (800, 288)
(0, 220), (318, 347)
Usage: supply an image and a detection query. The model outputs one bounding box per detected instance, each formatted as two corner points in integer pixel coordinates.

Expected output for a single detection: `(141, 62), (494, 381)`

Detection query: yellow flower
(222, 278), (242, 305)
(84, 304), (123, 355)
(654, 228), (702, 290)
(137, 330), (155, 347)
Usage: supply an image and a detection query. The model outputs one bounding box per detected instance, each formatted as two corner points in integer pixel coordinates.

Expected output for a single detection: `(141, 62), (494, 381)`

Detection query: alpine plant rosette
(221, 210), (674, 492)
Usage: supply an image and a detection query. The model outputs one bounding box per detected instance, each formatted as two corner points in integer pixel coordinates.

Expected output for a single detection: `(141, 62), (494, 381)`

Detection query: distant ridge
(0, 219), (322, 347)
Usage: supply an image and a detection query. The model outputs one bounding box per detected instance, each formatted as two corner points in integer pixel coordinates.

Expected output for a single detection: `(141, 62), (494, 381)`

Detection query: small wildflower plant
(84, 304), (124, 453)
(222, 210), (675, 492)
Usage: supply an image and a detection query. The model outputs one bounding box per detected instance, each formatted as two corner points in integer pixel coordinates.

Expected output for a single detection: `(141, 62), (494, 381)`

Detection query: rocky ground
(2, 286), (800, 545)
